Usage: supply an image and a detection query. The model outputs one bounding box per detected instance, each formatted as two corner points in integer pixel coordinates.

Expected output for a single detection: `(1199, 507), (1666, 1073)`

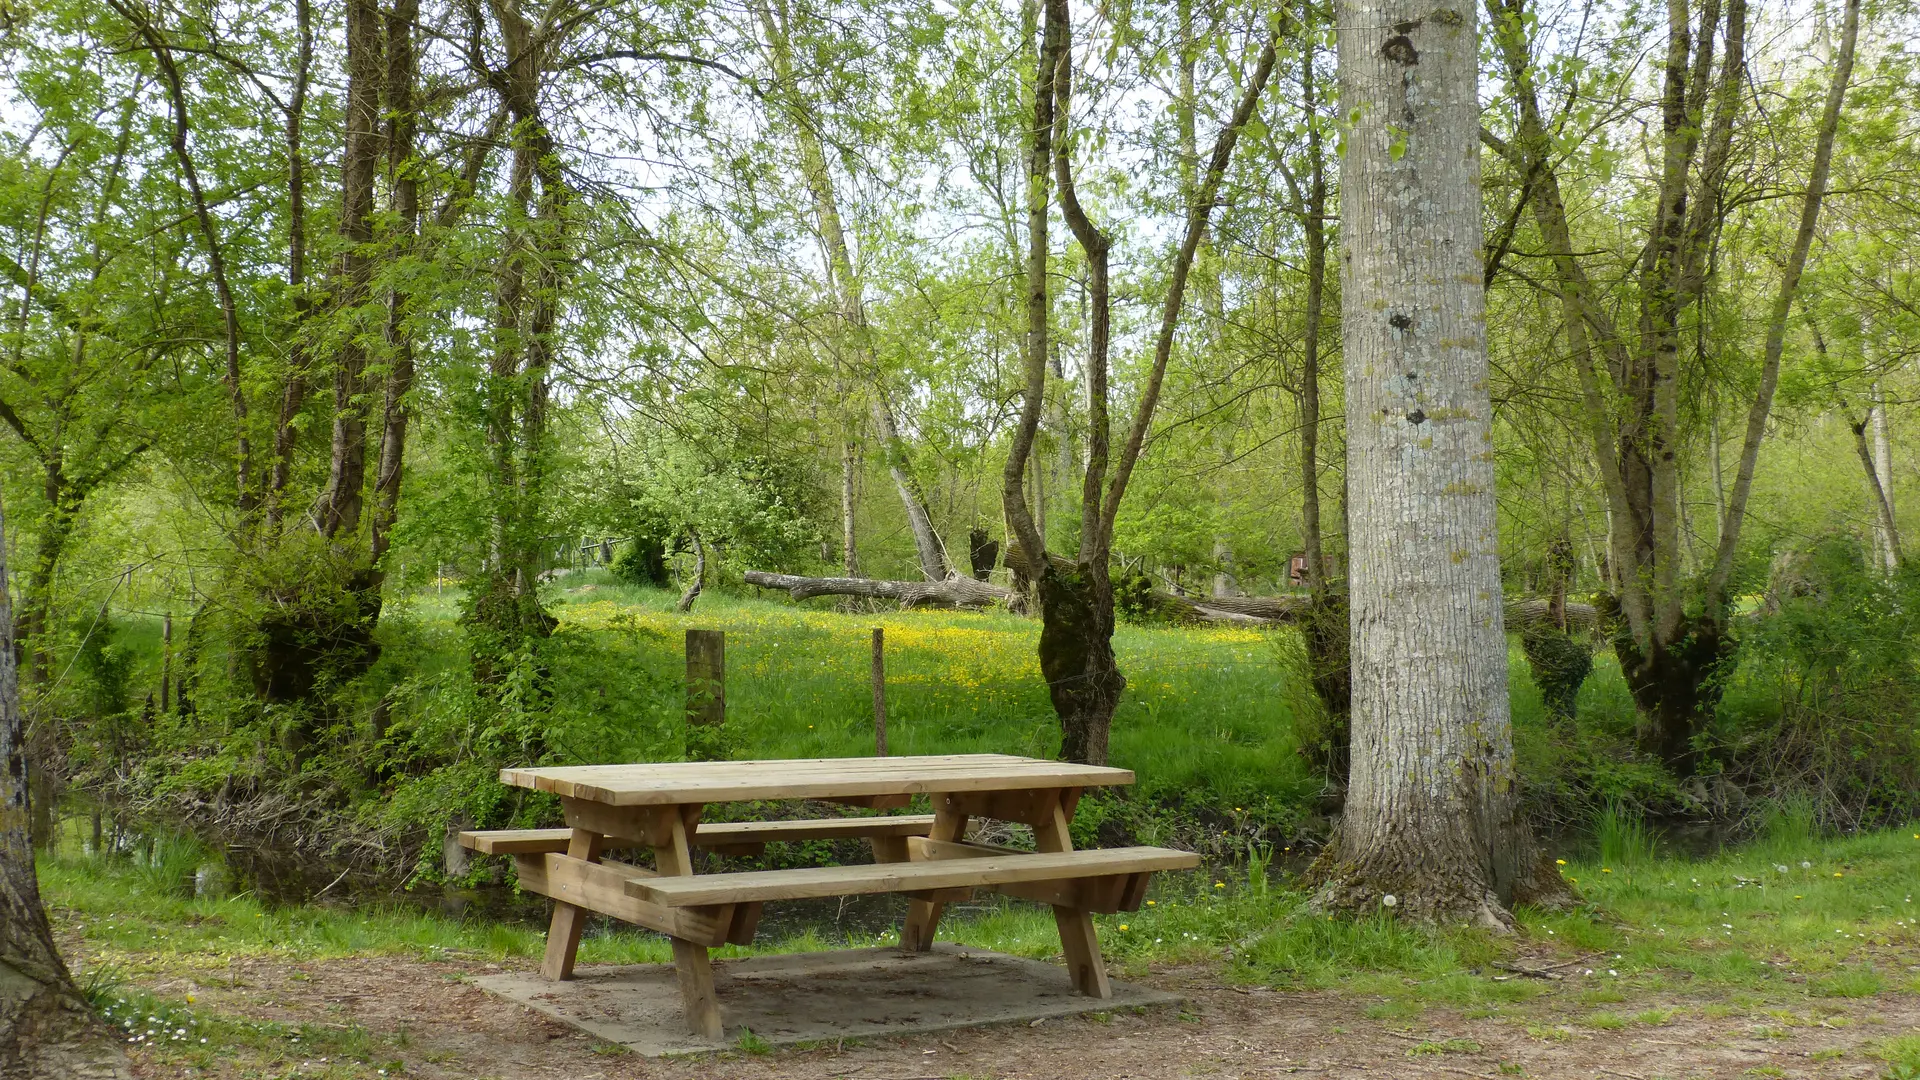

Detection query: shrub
(1718, 536), (1920, 829)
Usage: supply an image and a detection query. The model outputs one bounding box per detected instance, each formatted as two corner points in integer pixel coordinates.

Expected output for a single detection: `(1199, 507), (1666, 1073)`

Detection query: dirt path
(120, 952), (1919, 1079)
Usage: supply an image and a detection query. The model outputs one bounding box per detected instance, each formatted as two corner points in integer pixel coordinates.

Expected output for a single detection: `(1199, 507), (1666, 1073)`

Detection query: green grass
(1593, 802), (1658, 869)
(1528, 823), (1920, 1002)
(46, 822), (1920, 1076)
(520, 575), (1325, 818)
(46, 800), (1920, 1026)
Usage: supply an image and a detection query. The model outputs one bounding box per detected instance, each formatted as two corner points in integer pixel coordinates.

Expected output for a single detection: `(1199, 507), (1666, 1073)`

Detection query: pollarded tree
(1001, 0), (1276, 764)
(1484, 0), (1863, 772)
(1308, 0), (1568, 925)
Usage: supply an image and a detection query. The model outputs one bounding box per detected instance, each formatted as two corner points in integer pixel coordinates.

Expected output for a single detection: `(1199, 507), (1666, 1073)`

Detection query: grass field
(358, 572), (1648, 834)
(97, 570), (1665, 844)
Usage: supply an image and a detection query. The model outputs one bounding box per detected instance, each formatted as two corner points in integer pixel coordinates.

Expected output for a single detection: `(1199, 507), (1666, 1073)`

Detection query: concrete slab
(472, 944), (1183, 1056)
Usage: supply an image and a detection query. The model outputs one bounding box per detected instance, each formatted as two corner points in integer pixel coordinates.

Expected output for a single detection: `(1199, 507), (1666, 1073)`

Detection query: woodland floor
(76, 943), (1920, 1080)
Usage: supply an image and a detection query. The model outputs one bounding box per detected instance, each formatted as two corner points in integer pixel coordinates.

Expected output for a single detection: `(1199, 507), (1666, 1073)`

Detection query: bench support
(1035, 800), (1112, 998)
(541, 828), (601, 980)
(899, 797), (969, 951)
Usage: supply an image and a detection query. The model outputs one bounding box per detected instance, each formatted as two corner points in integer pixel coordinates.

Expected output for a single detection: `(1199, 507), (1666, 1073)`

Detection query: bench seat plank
(627, 846), (1200, 907)
(904, 837), (1153, 913)
(460, 815), (939, 857)
(461, 828), (574, 855)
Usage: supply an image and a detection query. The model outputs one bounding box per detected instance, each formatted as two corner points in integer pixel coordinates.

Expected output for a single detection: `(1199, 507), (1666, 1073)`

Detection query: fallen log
(742, 569), (1598, 632)
(742, 571), (1016, 608)
(1505, 598), (1601, 633)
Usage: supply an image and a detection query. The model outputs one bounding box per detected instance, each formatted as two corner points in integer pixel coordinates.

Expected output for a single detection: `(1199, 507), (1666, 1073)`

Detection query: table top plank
(501, 754), (1134, 806)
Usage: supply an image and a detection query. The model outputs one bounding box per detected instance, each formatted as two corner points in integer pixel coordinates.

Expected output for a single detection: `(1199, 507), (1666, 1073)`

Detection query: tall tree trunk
(758, 0), (948, 581)
(0, 491), (130, 1077)
(1852, 414), (1901, 569)
(466, 0), (562, 684)
(1005, 0), (1275, 764)
(266, 0), (315, 535)
(1486, 0), (1746, 773)
(1311, 0), (1566, 925)
(485, 139), (530, 595)
(1703, 0), (1858, 615)
(369, 0), (420, 575)
(317, 0), (385, 542)
(1044, 0), (1122, 766)
(1287, 0), (1351, 776)
(1870, 382), (1896, 573)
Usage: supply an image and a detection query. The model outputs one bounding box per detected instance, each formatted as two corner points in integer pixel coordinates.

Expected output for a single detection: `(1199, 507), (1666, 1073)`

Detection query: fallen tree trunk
(1505, 598), (1600, 634)
(743, 570), (1598, 632)
(743, 571), (1016, 608)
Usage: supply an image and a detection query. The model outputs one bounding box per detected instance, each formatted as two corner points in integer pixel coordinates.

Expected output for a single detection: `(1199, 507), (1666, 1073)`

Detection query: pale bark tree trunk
(1871, 382), (1896, 572)
(1852, 414), (1901, 570)
(746, 571), (1014, 607)
(840, 434), (860, 577)
(1312, 0), (1566, 925)
(758, 0), (947, 581)
(0, 492), (130, 1077)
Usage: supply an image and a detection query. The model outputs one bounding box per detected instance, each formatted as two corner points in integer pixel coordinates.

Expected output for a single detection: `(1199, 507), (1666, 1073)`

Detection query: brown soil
(113, 951), (1920, 1080)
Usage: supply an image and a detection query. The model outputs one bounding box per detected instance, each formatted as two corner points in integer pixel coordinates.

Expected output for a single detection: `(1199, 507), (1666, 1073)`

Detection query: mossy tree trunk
(0, 493), (130, 1078)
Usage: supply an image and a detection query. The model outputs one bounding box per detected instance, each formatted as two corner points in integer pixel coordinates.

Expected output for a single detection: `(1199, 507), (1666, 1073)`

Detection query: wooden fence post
(871, 627), (889, 756)
(685, 629), (725, 759)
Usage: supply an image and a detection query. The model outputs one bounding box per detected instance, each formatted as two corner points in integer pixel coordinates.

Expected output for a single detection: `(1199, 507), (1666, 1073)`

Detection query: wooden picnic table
(461, 753), (1199, 1038)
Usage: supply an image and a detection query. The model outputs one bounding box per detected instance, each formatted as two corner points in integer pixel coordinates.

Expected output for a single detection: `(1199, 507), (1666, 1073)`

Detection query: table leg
(655, 804), (725, 1038)
(1035, 797), (1112, 998)
(901, 796), (969, 951)
(671, 937), (723, 1040)
(540, 828), (603, 980)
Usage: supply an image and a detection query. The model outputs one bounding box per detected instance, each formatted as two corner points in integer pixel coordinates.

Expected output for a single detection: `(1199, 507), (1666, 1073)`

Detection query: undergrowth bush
(1717, 537), (1920, 830)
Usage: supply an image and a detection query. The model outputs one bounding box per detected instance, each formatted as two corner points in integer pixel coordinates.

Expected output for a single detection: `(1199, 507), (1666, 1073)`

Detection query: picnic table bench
(460, 754), (1199, 1037)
